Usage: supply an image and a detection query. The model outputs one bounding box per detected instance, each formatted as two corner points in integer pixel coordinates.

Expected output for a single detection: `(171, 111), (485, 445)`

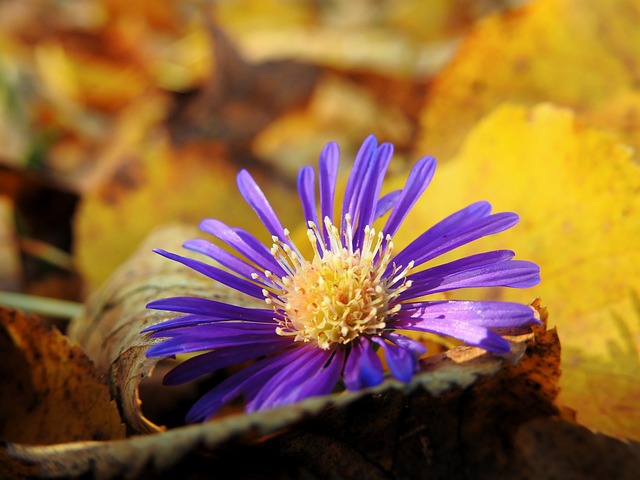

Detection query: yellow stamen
(263, 217), (412, 350)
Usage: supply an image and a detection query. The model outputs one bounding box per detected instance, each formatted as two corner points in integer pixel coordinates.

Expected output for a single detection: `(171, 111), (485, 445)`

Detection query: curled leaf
(3, 304), (565, 479)
(68, 224), (262, 433)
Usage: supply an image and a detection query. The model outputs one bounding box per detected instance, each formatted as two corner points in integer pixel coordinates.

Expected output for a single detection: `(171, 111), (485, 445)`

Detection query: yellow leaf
(394, 103), (640, 440)
(417, 0), (640, 160)
(69, 224), (245, 433)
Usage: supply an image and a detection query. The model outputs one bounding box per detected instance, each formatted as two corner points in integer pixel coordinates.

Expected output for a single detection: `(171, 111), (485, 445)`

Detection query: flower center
(261, 217), (413, 350)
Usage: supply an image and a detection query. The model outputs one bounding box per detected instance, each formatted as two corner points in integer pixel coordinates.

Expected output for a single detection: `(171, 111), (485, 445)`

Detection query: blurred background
(1, 0), (639, 441)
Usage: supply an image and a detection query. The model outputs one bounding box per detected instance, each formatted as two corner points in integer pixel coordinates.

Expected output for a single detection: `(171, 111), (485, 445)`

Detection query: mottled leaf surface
(0, 308), (125, 445)
(396, 103), (640, 440)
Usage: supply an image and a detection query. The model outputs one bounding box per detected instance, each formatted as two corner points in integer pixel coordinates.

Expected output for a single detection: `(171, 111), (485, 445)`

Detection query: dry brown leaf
(0, 307), (125, 445)
(166, 25), (320, 148)
(4, 302), (566, 479)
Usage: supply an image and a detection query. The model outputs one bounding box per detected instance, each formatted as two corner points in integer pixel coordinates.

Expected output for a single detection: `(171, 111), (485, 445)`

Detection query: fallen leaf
(394, 102), (640, 440)
(6, 301), (564, 479)
(0, 307), (125, 445)
(417, 0), (640, 160)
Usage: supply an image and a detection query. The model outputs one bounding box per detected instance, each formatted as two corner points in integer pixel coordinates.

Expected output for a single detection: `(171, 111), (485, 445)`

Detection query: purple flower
(144, 135), (540, 423)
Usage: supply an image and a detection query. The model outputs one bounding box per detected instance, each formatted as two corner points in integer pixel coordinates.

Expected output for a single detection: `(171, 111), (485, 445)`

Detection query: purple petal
(297, 166), (318, 227)
(237, 170), (286, 241)
(382, 156), (436, 239)
(383, 332), (427, 356)
(401, 249), (515, 293)
(396, 300), (538, 328)
(403, 249), (516, 292)
(319, 141), (339, 234)
(163, 340), (292, 385)
(146, 297), (273, 321)
(143, 314), (269, 333)
(371, 337), (416, 382)
(183, 238), (262, 282)
(153, 249), (264, 299)
(143, 314), (213, 333)
(390, 201), (493, 271)
(146, 325), (277, 357)
(185, 348), (302, 422)
(271, 348), (344, 406)
(374, 190), (401, 220)
(399, 319), (511, 354)
(247, 346), (341, 411)
(353, 142), (394, 248)
(199, 219), (285, 276)
(344, 337), (384, 390)
(342, 135), (377, 235)
(402, 257), (540, 299)
(151, 321), (275, 337)
(143, 311), (275, 333)
(392, 211), (519, 273)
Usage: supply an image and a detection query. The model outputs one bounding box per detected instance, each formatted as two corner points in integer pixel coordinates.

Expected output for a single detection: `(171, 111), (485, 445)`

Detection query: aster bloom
(144, 135), (540, 423)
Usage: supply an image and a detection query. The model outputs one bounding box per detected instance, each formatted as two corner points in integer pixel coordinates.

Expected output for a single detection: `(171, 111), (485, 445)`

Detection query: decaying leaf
(418, 0), (640, 160)
(4, 298), (568, 479)
(0, 307), (125, 446)
(395, 102), (640, 440)
(14, 220), (639, 478)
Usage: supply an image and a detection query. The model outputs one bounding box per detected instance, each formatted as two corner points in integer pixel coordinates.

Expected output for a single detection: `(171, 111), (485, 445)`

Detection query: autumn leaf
(2, 0), (640, 477)
(14, 277), (568, 478)
(0, 307), (125, 445)
(417, 0), (640, 161)
(394, 102), (640, 440)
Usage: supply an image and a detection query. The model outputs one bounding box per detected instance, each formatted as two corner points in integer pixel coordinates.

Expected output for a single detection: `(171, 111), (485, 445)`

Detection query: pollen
(263, 216), (413, 350)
